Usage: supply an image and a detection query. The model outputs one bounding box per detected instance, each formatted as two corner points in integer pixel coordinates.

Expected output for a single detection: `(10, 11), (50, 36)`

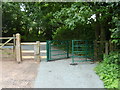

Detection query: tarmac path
(34, 42), (104, 88)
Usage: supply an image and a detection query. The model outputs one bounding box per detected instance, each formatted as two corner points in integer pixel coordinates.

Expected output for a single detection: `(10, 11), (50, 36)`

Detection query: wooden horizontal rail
(22, 50), (34, 53)
(22, 56), (34, 59)
(0, 43), (13, 45)
(95, 41), (108, 43)
(40, 42), (46, 45)
(22, 56), (46, 59)
(40, 56), (47, 58)
(0, 37), (15, 39)
(22, 50), (46, 53)
(40, 50), (46, 53)
(21, 42), (46, 45)
(21, 42), (36, 45)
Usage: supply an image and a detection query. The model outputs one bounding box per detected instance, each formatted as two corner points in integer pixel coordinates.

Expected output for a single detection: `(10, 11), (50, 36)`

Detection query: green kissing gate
(46, 40), (94, 63)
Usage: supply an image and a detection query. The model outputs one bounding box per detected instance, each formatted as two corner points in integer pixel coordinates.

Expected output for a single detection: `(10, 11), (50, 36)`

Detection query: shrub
(95, 52), (120, 88)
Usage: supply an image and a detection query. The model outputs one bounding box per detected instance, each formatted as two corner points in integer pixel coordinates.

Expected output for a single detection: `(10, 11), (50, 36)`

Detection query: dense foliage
(52, 3), (95, 40)
(2, 2), (120, 42)
(95, 52), (120, 88)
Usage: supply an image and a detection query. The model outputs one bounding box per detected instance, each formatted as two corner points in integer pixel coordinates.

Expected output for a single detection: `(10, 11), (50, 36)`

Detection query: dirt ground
(0, 48), (39, 88)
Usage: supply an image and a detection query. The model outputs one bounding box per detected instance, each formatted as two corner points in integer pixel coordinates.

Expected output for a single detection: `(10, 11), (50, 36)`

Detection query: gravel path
(34, 42), (104, 88)
(1, 48), (39, 88)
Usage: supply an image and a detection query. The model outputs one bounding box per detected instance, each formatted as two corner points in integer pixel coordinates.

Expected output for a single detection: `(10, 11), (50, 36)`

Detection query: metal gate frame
(46, 40), (94, 63)
(46, 40), (70, 61)
(72, 40), (94, 63)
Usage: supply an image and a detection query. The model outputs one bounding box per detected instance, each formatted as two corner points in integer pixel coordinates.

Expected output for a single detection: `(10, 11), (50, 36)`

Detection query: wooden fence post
(13, 34), (16, 49)
(13, 34), (16, 59)
(34, 41), (40, 62)
(16, 33), (22, 63)
(94, 40), (97, 61)
(105, 41), (109, 55)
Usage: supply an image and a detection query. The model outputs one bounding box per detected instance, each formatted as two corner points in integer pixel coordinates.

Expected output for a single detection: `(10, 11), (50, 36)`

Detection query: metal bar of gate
(46, 41), (49, 61)
(67, 41), (69, 58)
(72, 40), (74, 64)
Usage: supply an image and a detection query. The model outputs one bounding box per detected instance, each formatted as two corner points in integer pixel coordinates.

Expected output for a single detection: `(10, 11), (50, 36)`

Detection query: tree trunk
(100, 24), (106, 41)
(95, 13), (100, 41)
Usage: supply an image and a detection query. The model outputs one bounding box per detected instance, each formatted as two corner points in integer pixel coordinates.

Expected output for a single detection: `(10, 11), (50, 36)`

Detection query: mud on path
(0, 48), (39, 88)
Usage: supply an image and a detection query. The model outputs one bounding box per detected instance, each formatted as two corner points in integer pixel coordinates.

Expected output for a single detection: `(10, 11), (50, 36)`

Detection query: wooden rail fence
(94, 40), (118, 61)
(21, 41), (40, 62)
(0, 33), (41, 63)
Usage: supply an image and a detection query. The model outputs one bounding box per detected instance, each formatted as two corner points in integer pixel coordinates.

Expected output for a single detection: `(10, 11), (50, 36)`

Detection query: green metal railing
(72, 40), (94, 63)
(46, 40), (70, 61)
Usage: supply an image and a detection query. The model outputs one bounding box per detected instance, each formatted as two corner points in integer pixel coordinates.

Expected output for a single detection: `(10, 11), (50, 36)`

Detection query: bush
(95, 52), (120, 88)
(103, 52), (120, 64)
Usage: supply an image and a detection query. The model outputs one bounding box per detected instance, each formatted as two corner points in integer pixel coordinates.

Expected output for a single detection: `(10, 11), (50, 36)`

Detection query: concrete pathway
(34, 42), (104, 88)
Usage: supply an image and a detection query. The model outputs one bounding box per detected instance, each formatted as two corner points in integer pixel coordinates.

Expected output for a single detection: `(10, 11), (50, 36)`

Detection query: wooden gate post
(16, 33), (22, 63)
(34, 41), (40, 62)
(13, 34), (16, 49)
(13, 34), (16, 59)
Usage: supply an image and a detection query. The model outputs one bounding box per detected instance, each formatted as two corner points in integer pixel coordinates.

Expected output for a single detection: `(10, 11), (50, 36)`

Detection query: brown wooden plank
(22, 56), (46, 59)
(0, 37), (14, 39)
(40, 56), (46, 58)
(21, 42), (36, 45)
(22, 56), (34, 59)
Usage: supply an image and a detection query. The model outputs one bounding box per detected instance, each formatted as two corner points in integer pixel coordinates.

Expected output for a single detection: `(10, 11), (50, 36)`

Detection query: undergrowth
(95, 51), (120, 89)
